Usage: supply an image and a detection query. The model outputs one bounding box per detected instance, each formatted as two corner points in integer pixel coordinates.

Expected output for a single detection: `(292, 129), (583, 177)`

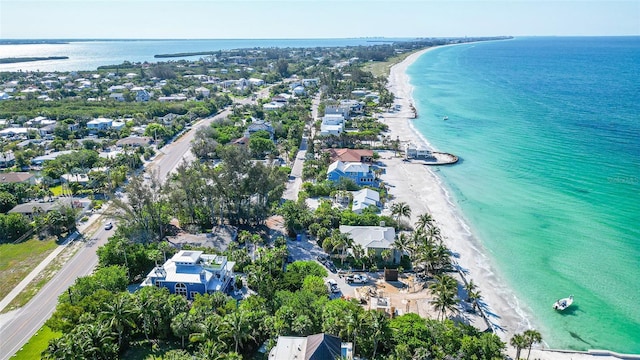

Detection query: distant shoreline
(154, 51), (218, 58)
(0, 56), (69, 64)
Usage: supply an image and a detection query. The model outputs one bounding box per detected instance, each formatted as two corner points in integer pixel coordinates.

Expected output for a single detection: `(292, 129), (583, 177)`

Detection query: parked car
(104, 222), (113, 230)
(326, 279), (340, 293)
(346, 274), (368, 284)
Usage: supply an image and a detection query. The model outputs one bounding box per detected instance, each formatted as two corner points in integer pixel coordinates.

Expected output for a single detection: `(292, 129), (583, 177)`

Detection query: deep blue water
(408, 37), (640, 353)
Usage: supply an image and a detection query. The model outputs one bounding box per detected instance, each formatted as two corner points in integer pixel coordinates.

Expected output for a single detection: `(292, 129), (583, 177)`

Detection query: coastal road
(0, 226), (112, 360)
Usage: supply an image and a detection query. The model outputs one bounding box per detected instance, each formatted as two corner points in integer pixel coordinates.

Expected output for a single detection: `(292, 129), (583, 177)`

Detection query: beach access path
(382, 47), (624, 360)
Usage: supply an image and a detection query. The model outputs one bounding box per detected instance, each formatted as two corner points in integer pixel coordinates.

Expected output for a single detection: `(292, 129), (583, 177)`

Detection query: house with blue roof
(141, 250), (235, 300)
(327, 160), (377, 187)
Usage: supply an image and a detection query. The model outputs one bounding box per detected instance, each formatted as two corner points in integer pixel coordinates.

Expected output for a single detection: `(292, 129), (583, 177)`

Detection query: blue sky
(1, 0), (638, 39)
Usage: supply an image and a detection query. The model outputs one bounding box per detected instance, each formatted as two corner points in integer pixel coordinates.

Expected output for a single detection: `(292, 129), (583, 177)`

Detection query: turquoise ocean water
(407, 37), (640, 353)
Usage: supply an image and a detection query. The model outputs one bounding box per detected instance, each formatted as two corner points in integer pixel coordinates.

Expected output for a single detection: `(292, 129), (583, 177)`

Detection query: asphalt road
(0, 226), (112, 359)
(0, 94), (263, 359)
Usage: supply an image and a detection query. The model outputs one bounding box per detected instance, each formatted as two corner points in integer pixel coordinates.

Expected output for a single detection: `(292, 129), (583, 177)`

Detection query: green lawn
(10, 325), (60, 360)
(0, 238), (58, 302)
(49, 185), (64, 196)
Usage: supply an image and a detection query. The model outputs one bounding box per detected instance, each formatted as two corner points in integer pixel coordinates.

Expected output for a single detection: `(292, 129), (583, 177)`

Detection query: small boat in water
(443, 116), (449, 120)
(553, 295), (574, 311)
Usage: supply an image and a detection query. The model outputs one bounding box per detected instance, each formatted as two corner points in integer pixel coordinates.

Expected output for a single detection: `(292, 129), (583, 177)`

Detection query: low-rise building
(340, 225), (400, 263)
(140, 250), (235, 300)
(0, 172), (35, 185)
(351, 188), (380, 214)
(269, 333), (352, 360)
(327, 160), (376, 186)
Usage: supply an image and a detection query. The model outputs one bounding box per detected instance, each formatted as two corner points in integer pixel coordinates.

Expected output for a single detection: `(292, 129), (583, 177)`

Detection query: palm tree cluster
(510, 329), (543, 360)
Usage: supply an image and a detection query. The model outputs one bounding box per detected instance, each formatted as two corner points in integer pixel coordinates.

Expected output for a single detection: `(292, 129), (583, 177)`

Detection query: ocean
(0, 38), (401, 72)
(407, 37), (640, 353)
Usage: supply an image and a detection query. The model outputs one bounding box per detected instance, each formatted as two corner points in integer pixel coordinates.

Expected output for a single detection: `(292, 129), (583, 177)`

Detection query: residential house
(269, 333), (352, 360)
(0, 152), (16, 168)
(339, 225), (400, 263)
(87, 117), (113, 131)
(61, 173), (89, 185)
(324, 105), (351, 120)
(0, 127), (37, 139)
(0, 172), (35, 185)
(244, 119), (274, 140)
(292, 86), (305, 96)
(325, 148), (373, 164)
(109, 93), (125, 102)
(158, 95), (187, 102)
(320, 114), (345, 137)
(404, 143), (434, 160)
(351, 188), (380, 214)
(195, 86), (210, 98)
(0, 92), (10, 100)
(327, 160), (376, 186)
(8, 201), (62, 219)
(116, 136), (152, 147)
(302, 78), (319, 87)
(31, 150), (74, 165)
(248, 78), (264, 86)
(140, 250), (235, 300)
(133, 88), (150, 102)
(263, 101), (285, 111)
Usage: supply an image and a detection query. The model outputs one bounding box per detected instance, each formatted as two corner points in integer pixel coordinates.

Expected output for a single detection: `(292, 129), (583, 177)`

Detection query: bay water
(407, 37), (640, 353)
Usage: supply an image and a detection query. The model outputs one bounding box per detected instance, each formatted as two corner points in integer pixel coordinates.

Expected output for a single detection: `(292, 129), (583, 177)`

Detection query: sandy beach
(380, 47), (625, 360)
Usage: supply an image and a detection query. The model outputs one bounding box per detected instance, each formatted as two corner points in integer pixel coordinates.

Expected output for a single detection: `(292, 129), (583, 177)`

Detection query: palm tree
(416, 212), (435, 231)
(524, 329), (542, 360)
(100, 293), (137, 348)
(429, 274), (458, 320)
(368, 310), (388, 359)
(330, 230), (352, 265)
(195, 340), (225, 360)
(510, 333), (527, 360)
(464, 279), (478, 301)
(222, 310), (253, 353)
(391, 202), (412, 226)
(171, 312), (192, 348)
(392, 232), (413, 260)
(190, 314), (222, 344)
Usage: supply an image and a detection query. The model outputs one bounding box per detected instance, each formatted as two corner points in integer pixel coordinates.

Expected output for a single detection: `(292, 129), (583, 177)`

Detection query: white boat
(553, 295), (574, 311)
(443, 116), (449, 120)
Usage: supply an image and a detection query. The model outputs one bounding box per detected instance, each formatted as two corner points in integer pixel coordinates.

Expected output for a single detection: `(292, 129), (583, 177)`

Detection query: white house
(351, 188), (380, 214)
(292, 86), (305, 96)
(263, 101), (284, 111)
(320, 114), (345, 136)
(248, 78), (264, 86)
(340, 225), (400, 263)
(110, 93), (125, 102)
(195, 87), (211, 98)
(87, 117), (113, 131)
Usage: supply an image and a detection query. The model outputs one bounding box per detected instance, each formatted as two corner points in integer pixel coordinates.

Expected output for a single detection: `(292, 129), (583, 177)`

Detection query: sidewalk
(0, 212), (103, 313)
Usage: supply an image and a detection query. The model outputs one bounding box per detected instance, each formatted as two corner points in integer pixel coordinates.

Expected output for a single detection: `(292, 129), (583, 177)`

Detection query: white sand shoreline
(380, 46), (624, 360)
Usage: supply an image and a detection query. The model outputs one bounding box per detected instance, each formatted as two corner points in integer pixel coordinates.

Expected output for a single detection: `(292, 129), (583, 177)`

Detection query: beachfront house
(140, 250), (236, 300)
(327, 160), (377, 187)
(325, 148), (373, 164)
(405, 142), (435, 160)
(340, 225), (400, 263)
(269, 333), (353, 360)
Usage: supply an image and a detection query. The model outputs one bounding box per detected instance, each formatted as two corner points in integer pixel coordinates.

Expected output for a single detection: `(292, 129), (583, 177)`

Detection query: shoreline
(381, 46), (624, 360)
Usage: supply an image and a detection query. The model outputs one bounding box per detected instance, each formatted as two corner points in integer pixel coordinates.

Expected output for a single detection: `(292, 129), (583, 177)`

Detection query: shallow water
(408, 37), (640, 353)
